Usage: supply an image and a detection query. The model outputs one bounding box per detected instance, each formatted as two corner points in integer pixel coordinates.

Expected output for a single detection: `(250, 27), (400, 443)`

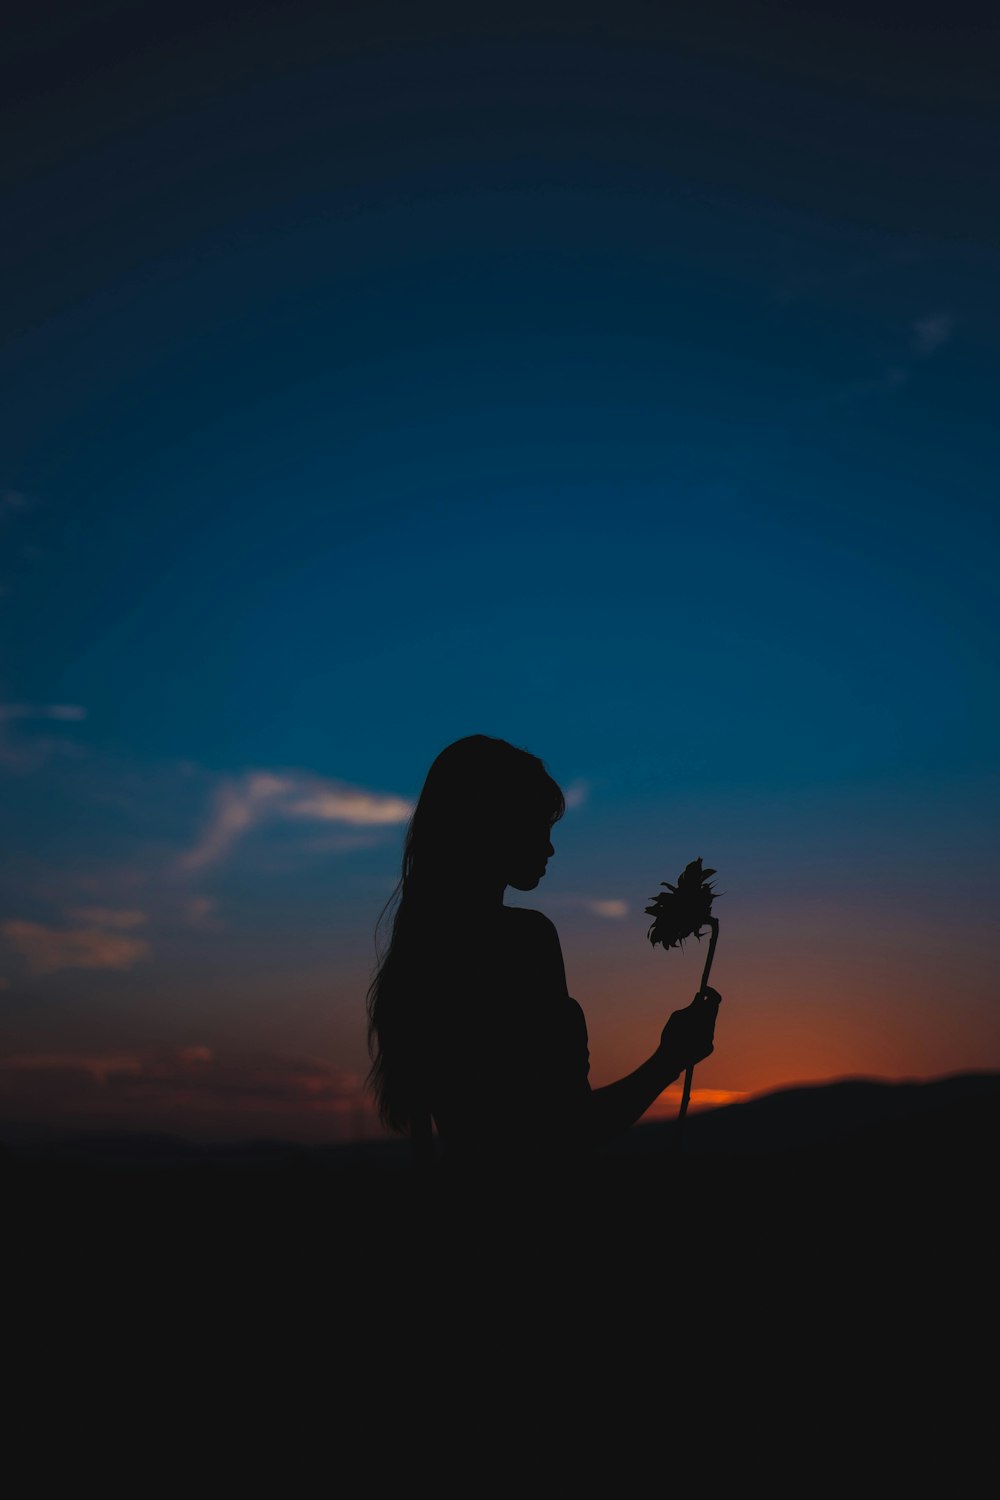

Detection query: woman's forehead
(510, 805), (557, 829)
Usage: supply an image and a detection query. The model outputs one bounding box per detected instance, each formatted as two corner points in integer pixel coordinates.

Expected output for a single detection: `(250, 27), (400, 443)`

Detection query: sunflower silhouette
(645, 856), (724, 1142)
(645, 857), (721, 951)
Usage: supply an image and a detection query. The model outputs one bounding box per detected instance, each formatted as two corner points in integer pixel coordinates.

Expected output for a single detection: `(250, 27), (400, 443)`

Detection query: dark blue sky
(2, 2), (998, 1139)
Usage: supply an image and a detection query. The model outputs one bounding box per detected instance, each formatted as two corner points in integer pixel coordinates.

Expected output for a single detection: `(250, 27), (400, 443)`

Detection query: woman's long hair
(366, 734), (566, 1133)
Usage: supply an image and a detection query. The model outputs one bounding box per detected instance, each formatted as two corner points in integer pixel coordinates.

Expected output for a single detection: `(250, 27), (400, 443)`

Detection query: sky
(2, 0), (998, 1143)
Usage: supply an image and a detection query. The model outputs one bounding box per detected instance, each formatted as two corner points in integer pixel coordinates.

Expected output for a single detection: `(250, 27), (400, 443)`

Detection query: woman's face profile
(501, 814), (556, 892)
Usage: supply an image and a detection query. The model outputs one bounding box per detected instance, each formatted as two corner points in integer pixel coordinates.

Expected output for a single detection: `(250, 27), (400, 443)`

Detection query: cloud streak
(0, 490), (36, 521)
(0, 702), (88, 774)
(810, 309), (957, 412)
(0, 703), (87, 721)
(911, 312), (955, 356)
(586, 899), (628, 919)
(0, 1046), (374, 1141)
(175, 769), (414, 873)
(563, 779), (589, 810)
(539, 894), (629, 920)
(181, 895), (224, 930)
(1, 918), (151, 977)
(67, 908), (148, 929)
(2, 1052), (147, 1084)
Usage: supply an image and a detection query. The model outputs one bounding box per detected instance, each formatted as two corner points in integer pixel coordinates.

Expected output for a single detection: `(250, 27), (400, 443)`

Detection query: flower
(645, 857), (721, 952)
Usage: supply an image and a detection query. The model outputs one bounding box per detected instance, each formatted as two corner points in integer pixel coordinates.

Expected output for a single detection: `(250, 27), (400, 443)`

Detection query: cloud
(540, 894), (629, 920)
(0, 1046), (375, 1141)
(181, 895), (224, 930)
(67, 908), (148, 929)
(0, 492), (44, 605)
(563, 779), (589, 810)
(175, 774), (293, 871)
(819, 310), (956, 411)
(0, 703), (88, 774)
(2, 1052), (146, 1085)
(175, 768), (414, 874)
(911, 313), (955, 356)
(1, 919), (151, 977)
(284, 788), (415, 826)
(585, 899), (628, 920)
(0, 490), (35, 521)
(177, 1045), (214, 1064)
(0, 702), (87, 721)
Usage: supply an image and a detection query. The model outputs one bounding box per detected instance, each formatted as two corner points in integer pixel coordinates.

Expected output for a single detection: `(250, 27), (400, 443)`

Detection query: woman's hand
(659, 986), (722, 1073)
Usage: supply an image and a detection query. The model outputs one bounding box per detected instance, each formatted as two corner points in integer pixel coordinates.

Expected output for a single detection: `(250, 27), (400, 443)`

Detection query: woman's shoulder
(504, 905), (557, 934)
(504, 906), (571, 1001)
(503, 905), (562, 957)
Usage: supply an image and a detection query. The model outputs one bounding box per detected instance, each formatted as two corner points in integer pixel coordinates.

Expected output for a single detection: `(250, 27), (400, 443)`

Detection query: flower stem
(675, 916), (720, 1150)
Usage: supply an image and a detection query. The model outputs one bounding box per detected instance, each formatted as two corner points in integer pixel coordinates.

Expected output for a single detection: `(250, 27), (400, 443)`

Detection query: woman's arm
(584, 990), (719, 1145)
(531, 909), (721, 1147)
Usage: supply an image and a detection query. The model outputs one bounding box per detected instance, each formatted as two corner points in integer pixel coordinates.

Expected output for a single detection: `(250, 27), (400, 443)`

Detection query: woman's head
(404, 734), (564, 897)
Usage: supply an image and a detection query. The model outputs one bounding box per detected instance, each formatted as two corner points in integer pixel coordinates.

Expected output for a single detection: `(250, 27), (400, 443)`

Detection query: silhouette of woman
(366, 735), (721, 1183)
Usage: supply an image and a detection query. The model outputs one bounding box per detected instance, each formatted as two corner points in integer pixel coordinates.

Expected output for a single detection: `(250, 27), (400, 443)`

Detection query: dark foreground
(6, 1073), (996, 1243)
(6, 1073), (996, 1422)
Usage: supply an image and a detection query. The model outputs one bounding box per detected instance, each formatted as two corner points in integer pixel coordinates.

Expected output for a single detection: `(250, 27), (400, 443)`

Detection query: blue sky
(2, 2), (997, 1139)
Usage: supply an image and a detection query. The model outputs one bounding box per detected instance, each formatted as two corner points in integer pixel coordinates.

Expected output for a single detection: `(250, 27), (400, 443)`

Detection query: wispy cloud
(181, 895), (224, 930)
(0, 1046), (375, 1140)
(540, 894), (629, 920)
(806, 309), (957, 413)
(585, 899), (628, 919)
(284, 787), (415, 825)
(2, 1052), (147, 1084)
(67, 908), (148, 929)
(0, 491), (44, 603)
(563, 779), (590, 810)
(911, 312), (955, 356)
(0, 490), (36, 521)
(0, 703), (88, 773)
(175, 769), (414, 874)
(1, 918), (151, 977)
(0, 702), (87, 721)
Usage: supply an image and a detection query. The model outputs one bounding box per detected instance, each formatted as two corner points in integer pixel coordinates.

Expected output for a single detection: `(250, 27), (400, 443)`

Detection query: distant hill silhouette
(605, 1071), (1000, 1160)
(4, 1072), (996, 1182)
(6, 1074), (995, 1305)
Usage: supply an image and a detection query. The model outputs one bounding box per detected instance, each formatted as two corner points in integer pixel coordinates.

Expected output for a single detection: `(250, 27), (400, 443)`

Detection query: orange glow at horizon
(572, 894), (999, 1108)
(646, 1087), (749, 1119)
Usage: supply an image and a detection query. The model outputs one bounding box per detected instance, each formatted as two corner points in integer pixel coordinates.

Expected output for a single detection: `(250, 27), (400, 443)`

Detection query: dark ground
(6, 1072), (995, 1248)
(6, 1074), (995, 1431)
